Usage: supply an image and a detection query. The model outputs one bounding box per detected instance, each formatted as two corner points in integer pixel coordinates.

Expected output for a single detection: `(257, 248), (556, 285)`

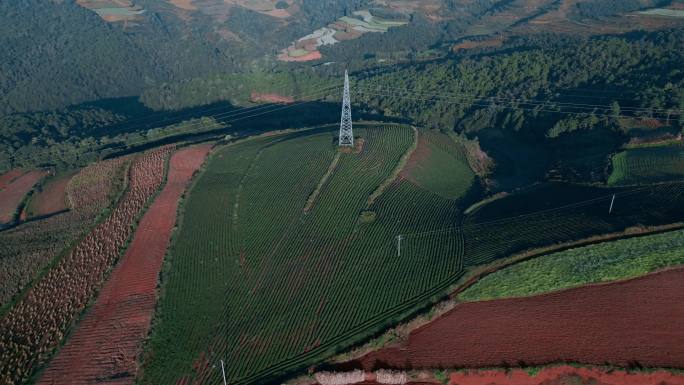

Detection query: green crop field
(141, 124), (684, 385)
(608, 143), (684, 185)
(459, 227), (684, 302)
(460, 182), (684, 267)
(407, 130), (474, 200)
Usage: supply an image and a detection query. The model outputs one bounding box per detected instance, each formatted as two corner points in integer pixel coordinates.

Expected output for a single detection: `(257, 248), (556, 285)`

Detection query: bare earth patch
(0, 170), (47, 224)
(27, 173), (74, 218)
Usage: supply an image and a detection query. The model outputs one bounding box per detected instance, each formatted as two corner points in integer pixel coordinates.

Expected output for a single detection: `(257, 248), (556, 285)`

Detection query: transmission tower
(339, 70), (354, 146)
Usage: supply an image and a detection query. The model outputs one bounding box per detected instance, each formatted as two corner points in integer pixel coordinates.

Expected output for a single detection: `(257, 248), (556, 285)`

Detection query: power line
(402, 185), (660, 239)
(354, 89), (680, 123)
(23, 86), (341, 164)
(361, 84), (683, 114)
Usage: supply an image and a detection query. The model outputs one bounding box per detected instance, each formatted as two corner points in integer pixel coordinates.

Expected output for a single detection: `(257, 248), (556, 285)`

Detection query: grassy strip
(458, 227), (684, 302)
(305, 151), (342, 213)
(325, 222), (684, 365)
(366, 126), (418, 207)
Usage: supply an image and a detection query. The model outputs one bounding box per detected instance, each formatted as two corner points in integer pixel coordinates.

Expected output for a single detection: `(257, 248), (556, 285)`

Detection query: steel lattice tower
(339, 70), (354, 146)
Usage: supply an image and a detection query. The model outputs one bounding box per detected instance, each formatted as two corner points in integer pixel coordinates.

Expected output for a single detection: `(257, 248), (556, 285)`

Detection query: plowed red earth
(352, 268), (684, 371)
(28, 173), (73, 217)
(449, 366), (684, 385)
(0, 169), (24, 190)
(0, 170), (46, 223)
(38, 144), (212, 385)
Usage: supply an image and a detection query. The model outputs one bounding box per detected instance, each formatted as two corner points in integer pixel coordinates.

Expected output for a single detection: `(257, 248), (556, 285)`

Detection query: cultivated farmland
(0, 170), (47, 224)
(0, 147), (172, 385)
(0, 156), (130, 309)
(0, 170), (24, 190)
(38, 144), (212, 385)
(362, 267), (684, 369)
(458, 227), (684, 302)
(141, 124), (684, 385)
(608, 143), (684, 185)
(25, 172), (75, 218)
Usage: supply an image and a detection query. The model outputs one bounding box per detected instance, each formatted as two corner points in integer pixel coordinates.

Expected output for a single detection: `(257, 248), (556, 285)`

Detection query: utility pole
(339, 70), (354, 146)
(221, 360), (227, 385)
(608, 193), (616, 214)
(396, 235), (402, 257)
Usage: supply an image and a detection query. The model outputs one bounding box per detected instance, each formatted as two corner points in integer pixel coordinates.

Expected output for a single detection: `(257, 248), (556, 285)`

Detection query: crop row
(0, 146), (173, 385)
(461, 181), (684, 267)
(141, 124), (684, 385)
(608, 143), (684, 185)
(0, 156), (130, 309)
(141, 125), (466, 385)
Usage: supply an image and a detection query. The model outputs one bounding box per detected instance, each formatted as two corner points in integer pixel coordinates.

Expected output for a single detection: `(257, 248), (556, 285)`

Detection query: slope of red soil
(0, 170), (46, 223)
(399, 133), (431, 183)
(250, 91), (295, 104)
(353, 268), (684, 371)
(278, 50), (323, 62)
(449, 366), (684, 385)
(37, 144), (212, 385)
(28, 173), (73, 217)
(0, 169), (24, 190)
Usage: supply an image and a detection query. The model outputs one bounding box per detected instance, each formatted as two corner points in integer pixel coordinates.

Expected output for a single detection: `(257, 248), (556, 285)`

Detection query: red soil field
(352, 268), (684, 371)
(0, 170), (47, 223)
(278, 50), (323, 62)
(0, 169), (24, 190)
(37, 144), (212, 385)
(449, 366), (684, 385)
(0, 148), (172, 385)
(27, 173), (74, 217)
(251, 91), (295, 104)
(399, 132), (431, 183)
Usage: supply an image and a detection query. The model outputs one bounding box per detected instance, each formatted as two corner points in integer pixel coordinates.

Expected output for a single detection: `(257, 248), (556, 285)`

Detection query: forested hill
(0, 0), (239, 115)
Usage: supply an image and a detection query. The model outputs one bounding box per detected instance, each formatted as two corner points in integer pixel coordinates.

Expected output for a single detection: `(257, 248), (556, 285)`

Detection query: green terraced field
(608, 143), (684, 185)
(142, 124), (469, 385)
(142, 124), (684, 385)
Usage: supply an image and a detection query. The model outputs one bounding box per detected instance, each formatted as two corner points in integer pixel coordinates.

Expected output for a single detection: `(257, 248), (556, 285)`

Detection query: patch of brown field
(453, 36), (504, 51)
(168, 0), (197, 10)
(27, 173), (74, 218)
(339, 138), (365, 154)
(278, 50), (323, 62)
(250, 92), (295, 104)
(0, 170), (47, 224)
(36, 145), (212, 385)
(399, 132), (430, 182)
(264, 8), (291, 18)
(354, 268), (684, 370)
(0, 169), (24, 190)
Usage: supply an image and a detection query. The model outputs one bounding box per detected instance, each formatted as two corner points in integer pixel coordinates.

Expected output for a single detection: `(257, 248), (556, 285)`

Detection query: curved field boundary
(0, 169), (24, 190)
(332, 222), (684, 369)
(0, 170), (47, 224)
(0, 147), (172, 385)
(25, 173), (74, 218)
(352, 267), (684, 370)
(305, 151), (342, 213)
(37, 144), (213, 385)
(367, 126), (418, 207)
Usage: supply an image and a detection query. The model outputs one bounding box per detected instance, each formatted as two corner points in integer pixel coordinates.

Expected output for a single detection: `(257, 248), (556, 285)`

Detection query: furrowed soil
(0, 170), (47, 223)
(353, 268), (684, 370)
(27, 173), (74, 217)
(449, 366), (684, 385)
(0, 169), (24, 190)
(37, 144), (212, 385)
